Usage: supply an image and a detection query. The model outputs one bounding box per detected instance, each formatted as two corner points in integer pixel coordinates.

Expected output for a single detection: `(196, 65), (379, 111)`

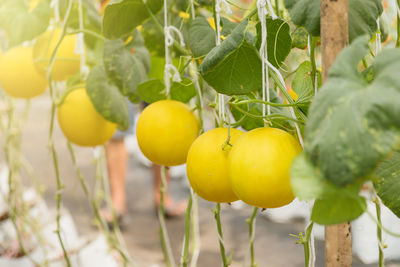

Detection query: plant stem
(45, 0), (74, 265)
(190, 193), (201, 267)
(212, 0), (219, 42)
(365, 209), (400, 237)
(374, 197), (385, 267)
(231, 98), (303, 107)
(213, 203), (229, 267)
(94, 149), (132, 265)
(397, 0), (400, 47)
(247, 207), (258, 267)
(303, 222), (314, 267)
(309, 36), (318, 93)
(231, 104), (304, 124)
(274, 0), (280, 16)
(269, 69), (307, 122)
(158, 166), (176, 267)
(180, 192), (193, 267)
(144, 3), (190, 56)
(67, 29), (105, 41)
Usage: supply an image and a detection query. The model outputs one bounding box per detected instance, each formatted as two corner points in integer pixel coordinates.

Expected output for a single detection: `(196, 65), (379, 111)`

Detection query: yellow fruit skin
(136, 100), (200, 166)
(33, 28), (81, 81)
(57, 88), (117, 147)
(187, 128), (244, 203)
(228, 128), (302, 209)
(0, 46), (47, 99)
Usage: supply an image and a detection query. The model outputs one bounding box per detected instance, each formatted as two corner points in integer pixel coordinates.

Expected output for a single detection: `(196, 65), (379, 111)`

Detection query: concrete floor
(2, 94), (397, 267)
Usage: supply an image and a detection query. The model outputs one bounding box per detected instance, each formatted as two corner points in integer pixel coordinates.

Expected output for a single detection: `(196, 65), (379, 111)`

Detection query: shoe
(155, 199), (187, 219)
(99, 208), (126, 230)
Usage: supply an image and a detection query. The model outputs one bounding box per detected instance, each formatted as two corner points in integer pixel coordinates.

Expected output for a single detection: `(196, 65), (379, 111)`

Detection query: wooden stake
(320, 0), (352, 266)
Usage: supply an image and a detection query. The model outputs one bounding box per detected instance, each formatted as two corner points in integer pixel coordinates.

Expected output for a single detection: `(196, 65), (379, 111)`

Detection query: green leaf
(311, 195), (366, 225)
(137, 78), (196, 104)
(283, 0), (383, 42)
(305, 36), (400, 186)
(170, 78), (196, 103)
(229, 92), (292, 131)
(147, 56), (180, 80)
(103, 38), (147, 103)
(59, 0), (102, 48)
(188, 17), (216, 58)
(137, 79), (166, 103)
(290, 152), (334, 200)
(283, 0), (320, 36)
(373, 150), (400, 218)
(291, 27), (308, 49)
(291, 153), (367, 224)
(0, 0), (51, 46)
(292, 61), (321, 104)
(102, 0), (163, 39)
(86, 65), (129, 130)
(256, 18), (292, 68)
(199, 20), (262, 95)
(125, 29), (151, 73)
(220, 17), (238, 36)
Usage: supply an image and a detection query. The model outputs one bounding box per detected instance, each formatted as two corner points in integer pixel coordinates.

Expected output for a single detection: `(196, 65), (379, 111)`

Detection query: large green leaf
(103, 38), (147, 103)
(283, 0), (383, 42)
(199, 20), (262, 95)
(305, 36), (400, 186)
(0, 0), (51, 46)
(290, 152), (333, 201)
(311, 195), (366, 225)
(256, 18), (292, 68)
(373, 150), (400, 218)
(86, 65), (129, 130)
(102, 0), (163, 39)
(188, 17), (216, 58)
(283, 0), (320, 37)
(291, 152), (366, 224)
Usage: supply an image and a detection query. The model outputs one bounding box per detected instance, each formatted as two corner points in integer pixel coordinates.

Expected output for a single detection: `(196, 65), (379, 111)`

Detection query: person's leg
(105, 138), (128, 215)
(153, 164), (186, 217)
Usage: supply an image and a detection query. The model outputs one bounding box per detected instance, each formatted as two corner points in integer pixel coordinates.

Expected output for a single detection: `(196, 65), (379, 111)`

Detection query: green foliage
(188, 17), (216, 58)
(256, 17), (292, 68)
(86, 65), (130, 130)
(291, 27), (308, 49)
(137, 78), (196, 104)
(291, 153), (366, 224)
(311, 195), (366, 225)
(229, 92), (292, 131)
(103, 30), (150, 103)
(199, 20), (262, 95)
(137, 79), (165, 103)
(374, 150), (400, 218)
(305, 36), (400, 186)
(102, 0), (163, 39)
(284, 0), (383, 42)
(59, 0), (102, 48)
(125, 30), (151, 73)
(170, 78), (196, 103)
(291, 61), (321, 114)
(0, 0), (51, 46)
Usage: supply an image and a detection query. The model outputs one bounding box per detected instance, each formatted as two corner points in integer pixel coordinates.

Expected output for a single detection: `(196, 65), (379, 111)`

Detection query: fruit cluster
(137, 100), (302, 209)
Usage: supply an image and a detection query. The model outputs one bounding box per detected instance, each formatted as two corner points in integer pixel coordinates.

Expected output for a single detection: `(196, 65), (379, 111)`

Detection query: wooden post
(320, 0), (352, 267)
